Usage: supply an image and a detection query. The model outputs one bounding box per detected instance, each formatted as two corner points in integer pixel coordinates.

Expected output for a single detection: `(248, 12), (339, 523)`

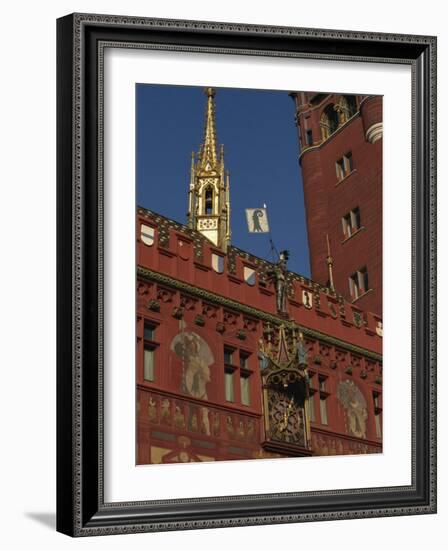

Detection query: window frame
(342, 207), (361, 239)
(335, 151), (354, 182)
(373, 391), (383, 438)
(142, 320), (159, 382)
(308, 372), (330, 426)
(349, 267), (369, 300)
(223, 346), (253, 406)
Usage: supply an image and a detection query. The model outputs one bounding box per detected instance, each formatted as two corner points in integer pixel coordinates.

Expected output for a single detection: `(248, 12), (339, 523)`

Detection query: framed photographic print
(56, 13), (437, 536)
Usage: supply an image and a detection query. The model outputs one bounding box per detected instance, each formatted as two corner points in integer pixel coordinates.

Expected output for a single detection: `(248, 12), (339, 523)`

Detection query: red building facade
(136, 89), (383, 465)
(291, 92), (383, 316)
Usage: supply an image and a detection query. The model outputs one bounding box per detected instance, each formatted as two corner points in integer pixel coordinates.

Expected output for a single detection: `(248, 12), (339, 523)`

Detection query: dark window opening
(205, 187), (213, 215)
(305, 129), (313, 146)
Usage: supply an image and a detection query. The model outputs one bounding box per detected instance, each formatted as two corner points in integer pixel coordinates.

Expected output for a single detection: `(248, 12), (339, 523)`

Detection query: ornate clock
(268, 389), (305, 445)
(260, 324), (313, 456)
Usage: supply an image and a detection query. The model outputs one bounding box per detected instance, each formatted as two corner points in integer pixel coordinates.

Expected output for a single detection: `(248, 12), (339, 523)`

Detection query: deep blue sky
(136, 84), (310, 277)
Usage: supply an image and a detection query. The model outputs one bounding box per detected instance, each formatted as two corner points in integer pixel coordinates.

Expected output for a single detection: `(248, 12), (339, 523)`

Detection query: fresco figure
(171, 331), (214, 400)
(337, 380), (368, 439)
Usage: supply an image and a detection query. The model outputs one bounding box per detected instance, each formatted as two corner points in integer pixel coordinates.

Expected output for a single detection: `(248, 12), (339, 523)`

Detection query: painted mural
(170, 329), (214, 400)
(336, 380), (368, 439)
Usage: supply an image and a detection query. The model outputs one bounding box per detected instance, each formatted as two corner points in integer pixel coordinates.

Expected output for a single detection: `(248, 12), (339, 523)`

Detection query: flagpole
(264, 202), (279, 263)
(246, 204), (279, 263)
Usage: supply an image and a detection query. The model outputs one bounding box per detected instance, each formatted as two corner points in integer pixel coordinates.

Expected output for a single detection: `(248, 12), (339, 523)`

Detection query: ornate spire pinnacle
(187, 88), (230, 252)
(199, 87), (218, 170)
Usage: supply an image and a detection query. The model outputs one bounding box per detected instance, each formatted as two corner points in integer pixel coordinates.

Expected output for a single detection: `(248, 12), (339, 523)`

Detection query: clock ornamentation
(259, 324), (313, 456)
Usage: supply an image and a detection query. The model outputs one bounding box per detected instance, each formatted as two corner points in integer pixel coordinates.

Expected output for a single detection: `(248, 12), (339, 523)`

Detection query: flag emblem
(245, 208), (269, 233)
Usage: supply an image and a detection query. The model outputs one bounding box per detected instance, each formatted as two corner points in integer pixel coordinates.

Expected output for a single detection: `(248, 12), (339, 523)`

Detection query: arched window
(320, 104), (339, 140)
(204, 187), (214, 215)
(337, 95), (357, 124)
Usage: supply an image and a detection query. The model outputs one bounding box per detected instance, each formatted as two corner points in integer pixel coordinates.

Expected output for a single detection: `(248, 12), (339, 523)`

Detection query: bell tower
(187, 88), (231, 252)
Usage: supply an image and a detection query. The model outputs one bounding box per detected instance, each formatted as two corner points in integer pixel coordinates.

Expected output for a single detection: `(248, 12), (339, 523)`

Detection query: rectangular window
(318, 376), (326, 392)
(374, 413), (382, 438)
(319, 396), (328, 425)
(224, 347), (234, 365)
(349, 267), (369, 300)
(307, 391), (316, 422)
(224, 368), (235, 402)
(373, 391), (382, 438)
(336, 158), (345, 180)
(240, 372), (251, 406)
(143, 322), (157, 382)
(342, 207), (361, 238)
(345, 151), (353, 172)
(144, 322), (156, 341)
(305, 129), (313, 146)
(308, 372), (315, 390)
(240, 352), (250, 370)
(143, 346), (155, 381)
(336, 152), (354, 181)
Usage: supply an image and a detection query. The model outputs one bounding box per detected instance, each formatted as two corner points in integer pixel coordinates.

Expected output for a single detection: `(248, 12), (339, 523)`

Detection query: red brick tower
(291, 93), (383, 316)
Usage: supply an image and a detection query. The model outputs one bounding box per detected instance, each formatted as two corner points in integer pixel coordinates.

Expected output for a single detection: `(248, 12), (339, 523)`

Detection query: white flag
(245, 208), (269, 233)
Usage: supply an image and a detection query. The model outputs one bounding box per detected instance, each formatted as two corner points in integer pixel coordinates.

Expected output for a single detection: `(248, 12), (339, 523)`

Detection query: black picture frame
(56, 13), (437, 536)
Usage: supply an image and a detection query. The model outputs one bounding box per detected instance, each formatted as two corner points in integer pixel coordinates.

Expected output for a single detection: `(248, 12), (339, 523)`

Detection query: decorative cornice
(137, 266), (382, 362)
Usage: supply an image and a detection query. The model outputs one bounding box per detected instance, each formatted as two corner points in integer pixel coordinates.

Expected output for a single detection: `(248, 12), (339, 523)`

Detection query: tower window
(336, 152), (354, 181)
(349, 267), (369, 300)
(345, 95), (357, 118)
(342, 207), (361, 238)
(204, 187), (214, 215)
(320, 104), (339, 140)
(338, 95), (358, 123)
(305, 129), (313, 146)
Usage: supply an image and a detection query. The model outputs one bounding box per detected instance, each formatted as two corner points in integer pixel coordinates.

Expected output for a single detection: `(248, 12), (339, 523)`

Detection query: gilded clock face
(268, 389), (304, 445)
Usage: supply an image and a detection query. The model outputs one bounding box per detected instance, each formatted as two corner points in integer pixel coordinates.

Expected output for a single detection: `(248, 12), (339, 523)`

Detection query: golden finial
(199, 87), (218, 169)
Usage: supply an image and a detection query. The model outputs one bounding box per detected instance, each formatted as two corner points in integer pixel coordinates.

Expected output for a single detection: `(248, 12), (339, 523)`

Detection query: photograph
(55, 11), (436, 536)
(135, 84), (383, 465)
